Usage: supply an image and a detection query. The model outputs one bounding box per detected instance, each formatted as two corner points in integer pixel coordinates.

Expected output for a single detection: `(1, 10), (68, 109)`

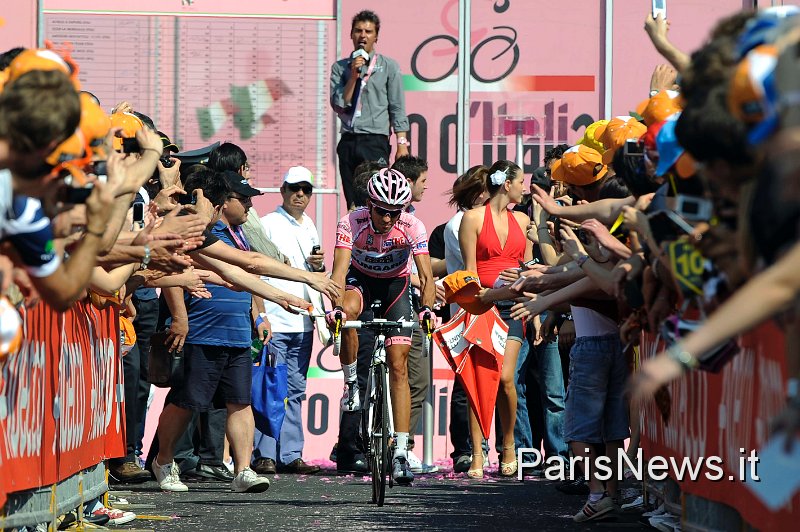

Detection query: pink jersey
(336, 207), (429, 278)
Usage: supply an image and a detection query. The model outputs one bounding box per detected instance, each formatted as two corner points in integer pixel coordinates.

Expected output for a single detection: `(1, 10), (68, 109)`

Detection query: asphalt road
(111, 464), (650, 531)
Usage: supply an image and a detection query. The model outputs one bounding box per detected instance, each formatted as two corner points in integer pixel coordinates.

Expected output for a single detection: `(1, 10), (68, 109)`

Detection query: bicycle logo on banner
(410, 0), (519, 83)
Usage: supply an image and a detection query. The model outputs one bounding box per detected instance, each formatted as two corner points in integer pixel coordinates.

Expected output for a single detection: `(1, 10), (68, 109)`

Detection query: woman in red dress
(458, 160), (532, 478)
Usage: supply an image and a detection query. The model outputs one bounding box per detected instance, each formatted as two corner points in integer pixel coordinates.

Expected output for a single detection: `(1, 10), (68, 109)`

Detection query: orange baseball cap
(442, 271), (493, 316)
(110, 112), (144, 151)
(728, 44), (779, 143)
(550, 145), (608, 186)
(3, 48), (80, 91)
(636, 90), (682, 126)
(79, 92), (111, 147)
(45, 128), (87, 167)
(600, 116), (647, 164)
(578, 120), (608, 153)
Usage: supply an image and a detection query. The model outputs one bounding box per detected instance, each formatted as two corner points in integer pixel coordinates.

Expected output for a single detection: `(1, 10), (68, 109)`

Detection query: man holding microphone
(329, 9), (410, 209)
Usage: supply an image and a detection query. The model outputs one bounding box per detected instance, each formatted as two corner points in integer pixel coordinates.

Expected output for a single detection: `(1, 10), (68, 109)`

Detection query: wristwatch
(667, 344), (699, 371)
(139, 244), (151, 270)
(574, 254), (590, 268)
(397, 137), (409, 146)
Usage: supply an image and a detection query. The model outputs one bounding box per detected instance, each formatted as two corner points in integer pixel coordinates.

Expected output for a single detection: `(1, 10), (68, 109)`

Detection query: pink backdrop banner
(34, 0), (800, 463)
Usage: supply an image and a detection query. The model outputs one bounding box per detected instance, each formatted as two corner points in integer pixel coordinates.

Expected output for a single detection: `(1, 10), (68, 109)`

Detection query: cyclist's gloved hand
(418, 305), (433, 333)
(325, 306), (346, 329)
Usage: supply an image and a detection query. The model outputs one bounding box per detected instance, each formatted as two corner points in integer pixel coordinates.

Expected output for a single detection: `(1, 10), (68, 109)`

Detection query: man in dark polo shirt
(152, 171), (271, 493)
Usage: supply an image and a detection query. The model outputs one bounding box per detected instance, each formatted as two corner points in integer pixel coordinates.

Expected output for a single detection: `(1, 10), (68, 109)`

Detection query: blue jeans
(531, 340), (569, 460)
(513, 337), (533, 451)
(564, 334), (630, 444)
(253, 331), (314, 464)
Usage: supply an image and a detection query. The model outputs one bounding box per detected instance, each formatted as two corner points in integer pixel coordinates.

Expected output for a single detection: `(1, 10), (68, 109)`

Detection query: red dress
(475, 204), (526, 288)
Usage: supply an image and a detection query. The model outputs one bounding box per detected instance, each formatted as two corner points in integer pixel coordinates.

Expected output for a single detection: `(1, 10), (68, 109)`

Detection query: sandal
(467, 453), (485, 479)
(500, 445), (518, 477)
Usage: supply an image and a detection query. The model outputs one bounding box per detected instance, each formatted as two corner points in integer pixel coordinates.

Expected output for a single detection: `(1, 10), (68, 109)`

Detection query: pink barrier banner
(640, 323), (799, 530)
(0, 302), (123, 508)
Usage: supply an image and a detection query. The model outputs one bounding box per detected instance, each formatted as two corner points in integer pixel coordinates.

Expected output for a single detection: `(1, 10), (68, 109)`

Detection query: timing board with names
(43, 10), (336, 188)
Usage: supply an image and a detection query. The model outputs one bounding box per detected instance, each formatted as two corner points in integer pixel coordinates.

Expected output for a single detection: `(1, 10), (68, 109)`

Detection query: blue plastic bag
(251, 343), (287, 438)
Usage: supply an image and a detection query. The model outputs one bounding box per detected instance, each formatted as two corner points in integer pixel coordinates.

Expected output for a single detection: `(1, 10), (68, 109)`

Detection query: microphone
(352, 44), (369, 77)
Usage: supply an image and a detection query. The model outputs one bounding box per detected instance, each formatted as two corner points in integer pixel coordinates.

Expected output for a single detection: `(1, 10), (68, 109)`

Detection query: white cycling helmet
(367, 168), (412, 208)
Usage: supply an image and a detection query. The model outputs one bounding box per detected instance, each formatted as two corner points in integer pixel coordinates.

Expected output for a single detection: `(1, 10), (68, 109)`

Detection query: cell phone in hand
(311, 245), (321, 255)
(178, 191), (197, 205)
(122, 137), (140, 154)
(648, 209), (694, 244)
(672, 195), (712, 222)
(624, 278), (645, 309)
(652, 0), (667, 19)
(132, 202), (145, 227)
(62, 186), (93, 204)
(159, 155), (175, 168)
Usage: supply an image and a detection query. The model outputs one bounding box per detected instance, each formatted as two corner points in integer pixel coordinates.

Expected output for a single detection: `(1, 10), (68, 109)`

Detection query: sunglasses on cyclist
(372, 204), (403, 219)
(287, 183), (312, 195)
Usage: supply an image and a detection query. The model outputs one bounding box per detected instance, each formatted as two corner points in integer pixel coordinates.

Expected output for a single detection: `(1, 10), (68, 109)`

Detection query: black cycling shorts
(345, 267), (414, 346)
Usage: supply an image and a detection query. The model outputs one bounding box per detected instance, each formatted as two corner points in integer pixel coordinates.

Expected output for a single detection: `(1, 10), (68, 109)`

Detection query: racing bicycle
(332, 301), (433, 506)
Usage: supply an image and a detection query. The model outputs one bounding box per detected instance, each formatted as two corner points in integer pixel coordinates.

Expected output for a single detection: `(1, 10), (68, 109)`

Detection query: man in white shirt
(252, 166), (324, 475)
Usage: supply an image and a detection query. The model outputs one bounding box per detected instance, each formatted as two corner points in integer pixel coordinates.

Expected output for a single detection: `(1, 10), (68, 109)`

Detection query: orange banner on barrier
(640, 322), (799, 530)
(0, 301), (124, 508)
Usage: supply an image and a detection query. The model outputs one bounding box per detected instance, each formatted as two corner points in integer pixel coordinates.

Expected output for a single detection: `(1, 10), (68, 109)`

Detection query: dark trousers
(449, 378), (471, 458)
(336, 133), (390, 209)
(336, 309), (374, 462)
(114, 297), (158, 465)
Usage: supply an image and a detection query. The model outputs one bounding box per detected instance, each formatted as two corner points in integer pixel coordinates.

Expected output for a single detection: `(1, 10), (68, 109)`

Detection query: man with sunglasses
(253, 166), (324, 476)
(327, 168), (435, 485)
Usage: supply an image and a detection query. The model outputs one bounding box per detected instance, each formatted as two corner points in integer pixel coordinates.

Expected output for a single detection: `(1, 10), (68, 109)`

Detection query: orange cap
(79, 93), (111, 146)
(442, 271), (493, 316)
(728, 44), (778, 126)
(635, 90), (682, 126)
(45, 129), (87, 167)
(3, 48), (80, 90)
(600, 116), (647, 164)
(550, 145), (608, 186)
(110, 112), (144, 151)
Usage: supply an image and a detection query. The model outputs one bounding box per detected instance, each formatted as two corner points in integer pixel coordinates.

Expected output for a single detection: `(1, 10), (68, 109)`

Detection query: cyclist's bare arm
(414, 253), (436, 310)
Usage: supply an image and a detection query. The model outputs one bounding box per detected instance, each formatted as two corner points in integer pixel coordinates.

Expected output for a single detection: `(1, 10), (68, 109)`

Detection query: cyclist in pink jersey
(328, 168), (435, 484)
(458, 160), (532, 479)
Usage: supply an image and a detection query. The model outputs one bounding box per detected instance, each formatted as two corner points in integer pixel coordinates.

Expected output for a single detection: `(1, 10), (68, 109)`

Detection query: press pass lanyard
(349, 53), (379, 128)
(228, 225), (250, 251)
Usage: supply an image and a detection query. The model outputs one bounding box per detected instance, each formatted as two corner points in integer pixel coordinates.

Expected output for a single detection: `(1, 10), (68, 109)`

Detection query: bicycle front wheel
(370, 365), (390, 506)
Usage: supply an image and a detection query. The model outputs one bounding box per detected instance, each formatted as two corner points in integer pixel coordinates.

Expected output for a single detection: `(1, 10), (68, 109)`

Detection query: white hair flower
(489, 169), (508, 185)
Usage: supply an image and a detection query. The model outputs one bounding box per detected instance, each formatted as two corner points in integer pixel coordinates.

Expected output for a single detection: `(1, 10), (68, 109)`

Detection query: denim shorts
(496, 302), (525, 344)
(167, 343), (252, 411)
(564, 334), (630, 444)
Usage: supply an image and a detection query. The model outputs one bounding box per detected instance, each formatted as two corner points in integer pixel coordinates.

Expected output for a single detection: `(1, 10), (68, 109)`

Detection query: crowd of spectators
(1, 3), (799, 528)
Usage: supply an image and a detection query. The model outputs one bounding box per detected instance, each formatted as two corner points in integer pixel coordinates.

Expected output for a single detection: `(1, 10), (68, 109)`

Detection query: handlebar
(340, 319), (421, 331)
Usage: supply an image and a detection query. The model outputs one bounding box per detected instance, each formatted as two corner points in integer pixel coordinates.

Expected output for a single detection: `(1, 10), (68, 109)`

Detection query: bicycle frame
(334, 315), (433, 505)
(364, 329), (394, 461)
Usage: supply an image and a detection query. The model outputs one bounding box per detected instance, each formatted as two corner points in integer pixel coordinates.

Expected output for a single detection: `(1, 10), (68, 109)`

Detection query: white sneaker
(90, 507), (137, 526)
(223, 457), (234, 474)
(152, 458), (188, 492)
(340, 382), (361, 412)
(231, 467), (270, 493)
(406, 450), (425, 473)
